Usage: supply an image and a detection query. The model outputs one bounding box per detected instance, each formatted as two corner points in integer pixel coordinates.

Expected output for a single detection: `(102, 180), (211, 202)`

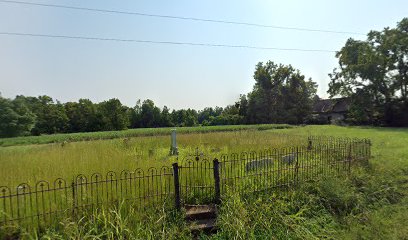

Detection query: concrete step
(185, 204), (217, 221)
(188, 218), (217, 234)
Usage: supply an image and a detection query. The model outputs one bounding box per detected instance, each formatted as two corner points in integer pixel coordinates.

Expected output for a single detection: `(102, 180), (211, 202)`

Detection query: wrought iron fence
(0, 167), (174, 227)
(218, 138), (371, 195)
(0, 136), (371, 227)
(177, 155), (216, 206)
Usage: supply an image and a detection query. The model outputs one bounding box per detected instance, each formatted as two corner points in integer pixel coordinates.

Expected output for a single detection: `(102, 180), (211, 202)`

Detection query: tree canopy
(328, 18), (408, 126)
(0, 61), (319, 138)
(0, 96), (35, 137)
(247, 61), (317, 124)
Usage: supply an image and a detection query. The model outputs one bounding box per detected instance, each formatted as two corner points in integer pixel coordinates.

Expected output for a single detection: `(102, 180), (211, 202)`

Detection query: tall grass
(3, 166), (403, 240)
(0, 124), (292, 147)
(212, 166), (406, 240)
(0, 131), (306, 186)
(0, 201), (192, 240)
(1, 125), (408, 239)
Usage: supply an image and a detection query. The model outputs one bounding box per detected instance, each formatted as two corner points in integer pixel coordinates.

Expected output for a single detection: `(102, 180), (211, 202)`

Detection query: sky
(0, 0), (407, 110)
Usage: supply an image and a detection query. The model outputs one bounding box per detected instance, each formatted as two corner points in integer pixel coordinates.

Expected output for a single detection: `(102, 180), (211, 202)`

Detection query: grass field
(0, 124), (291, 147)
(1, 124), (408, 239)
(0, 127), (302, 187)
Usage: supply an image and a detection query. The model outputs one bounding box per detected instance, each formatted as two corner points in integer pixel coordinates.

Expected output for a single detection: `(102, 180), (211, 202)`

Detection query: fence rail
(0, 136), (371, 227)
(0, 167), (175, 227)
(218, 140), (370, 195)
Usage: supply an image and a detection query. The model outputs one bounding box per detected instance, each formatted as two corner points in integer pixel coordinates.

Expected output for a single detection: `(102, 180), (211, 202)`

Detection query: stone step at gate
(184, 204), (218, 236)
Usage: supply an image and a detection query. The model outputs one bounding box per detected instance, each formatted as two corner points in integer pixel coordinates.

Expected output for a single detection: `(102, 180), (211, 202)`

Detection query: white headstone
(170, 129), (178, 155)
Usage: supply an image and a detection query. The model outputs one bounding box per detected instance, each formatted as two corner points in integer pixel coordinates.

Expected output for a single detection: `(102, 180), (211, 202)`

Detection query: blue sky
(0, 0), (407, 109)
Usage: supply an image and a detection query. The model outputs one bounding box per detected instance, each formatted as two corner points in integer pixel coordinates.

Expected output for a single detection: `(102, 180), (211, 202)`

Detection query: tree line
(0, 61), (318, 138)
(1, 18), (407, 138)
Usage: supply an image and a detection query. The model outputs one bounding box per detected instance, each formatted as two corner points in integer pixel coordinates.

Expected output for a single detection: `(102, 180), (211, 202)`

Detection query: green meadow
(1, 124), (408, 239)
(0, 126), (301, 187)
(0, 124), (291, 147)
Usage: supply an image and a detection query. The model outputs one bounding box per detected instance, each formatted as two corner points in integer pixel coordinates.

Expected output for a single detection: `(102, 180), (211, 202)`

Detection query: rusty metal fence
(219, 138), (371, 195)
(0, 136), (371, 227)
(0, 167), (175, 227)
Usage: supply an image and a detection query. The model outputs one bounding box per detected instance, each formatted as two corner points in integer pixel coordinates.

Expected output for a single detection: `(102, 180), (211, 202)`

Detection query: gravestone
(170, 129), (179, 155)
(282, 153), (296, 164)
(245, 158), (274, 172)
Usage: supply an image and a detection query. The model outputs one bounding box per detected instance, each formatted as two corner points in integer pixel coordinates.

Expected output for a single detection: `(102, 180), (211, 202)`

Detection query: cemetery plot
(0, 135), (370, 229)
(219, 141), (369, 194)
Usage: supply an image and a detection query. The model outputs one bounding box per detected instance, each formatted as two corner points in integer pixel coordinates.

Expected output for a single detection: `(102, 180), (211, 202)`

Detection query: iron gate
(172, 155), (220, 209)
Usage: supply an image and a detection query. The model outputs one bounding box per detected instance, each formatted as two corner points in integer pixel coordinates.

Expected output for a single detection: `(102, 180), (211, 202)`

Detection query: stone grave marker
(245, 158), (274, 172)
(170, 129), (178, 155)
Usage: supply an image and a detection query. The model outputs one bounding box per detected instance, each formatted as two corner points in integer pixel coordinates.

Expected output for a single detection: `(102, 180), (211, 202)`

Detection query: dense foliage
(329, 18), (408, 126)
(0, 62), (316, 138)
(0, 96), (35, 137)
(246, 61), (317, 124)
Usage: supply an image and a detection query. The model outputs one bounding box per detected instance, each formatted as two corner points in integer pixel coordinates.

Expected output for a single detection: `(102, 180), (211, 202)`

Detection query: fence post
(348, 143), (352, 175)
(71, 180), (76, 217)
(172, 163), (181, 210)
(367, 139), (371, 162)
(213, 158), (221, 204)
(295, 147), (299, 185)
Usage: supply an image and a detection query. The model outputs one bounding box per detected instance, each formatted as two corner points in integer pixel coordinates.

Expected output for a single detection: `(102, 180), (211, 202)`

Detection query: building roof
(312, 98), (350, 114)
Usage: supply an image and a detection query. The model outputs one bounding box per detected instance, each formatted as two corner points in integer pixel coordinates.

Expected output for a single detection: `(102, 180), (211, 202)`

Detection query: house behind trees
(312, 98), (350, 124)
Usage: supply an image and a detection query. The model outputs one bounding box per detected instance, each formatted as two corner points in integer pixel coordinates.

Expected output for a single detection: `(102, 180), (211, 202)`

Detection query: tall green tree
(328, 18), (408, 126)
(65, 99), (100, 132)
(247, 61), (317, 124)
(236, 94), (248, 123)
(204, 104), (243, 126)
(16, 95), (69, 135)
(0, 96), (36, 137)
(98, 98), (129, 131)
(160, 106), (174, 127)
(198, 107), (223, 125)
(184, 109), (198, 127)
(140, 99), (161, 128)
(128, 100), (142, 128)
